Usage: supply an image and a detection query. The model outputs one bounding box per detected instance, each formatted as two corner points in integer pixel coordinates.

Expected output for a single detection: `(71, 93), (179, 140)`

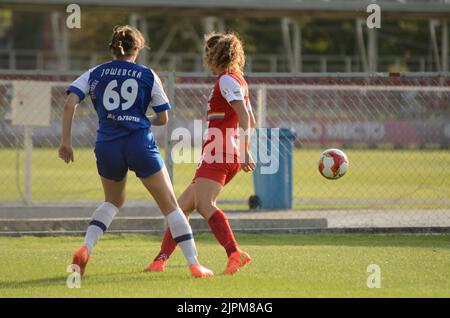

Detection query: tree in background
(6, 11), (447, 72)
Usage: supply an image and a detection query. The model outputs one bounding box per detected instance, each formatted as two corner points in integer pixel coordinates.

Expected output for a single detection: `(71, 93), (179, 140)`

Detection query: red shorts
(193, 161), (241, 186)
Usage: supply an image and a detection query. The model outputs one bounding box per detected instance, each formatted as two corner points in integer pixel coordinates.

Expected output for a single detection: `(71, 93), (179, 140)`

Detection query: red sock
(154, 227), (177, 261)
(208, 209), (238, 257)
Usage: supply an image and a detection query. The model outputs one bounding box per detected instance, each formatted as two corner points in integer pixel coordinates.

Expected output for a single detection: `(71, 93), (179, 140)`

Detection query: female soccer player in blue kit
(58, 25), (213, 278)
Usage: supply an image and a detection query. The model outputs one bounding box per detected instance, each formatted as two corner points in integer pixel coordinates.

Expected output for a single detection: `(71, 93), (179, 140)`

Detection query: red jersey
(201, 72), (251, 163)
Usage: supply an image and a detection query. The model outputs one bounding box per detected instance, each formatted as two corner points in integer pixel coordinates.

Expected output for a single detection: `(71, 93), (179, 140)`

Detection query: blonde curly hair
(203, 32), (245, 74)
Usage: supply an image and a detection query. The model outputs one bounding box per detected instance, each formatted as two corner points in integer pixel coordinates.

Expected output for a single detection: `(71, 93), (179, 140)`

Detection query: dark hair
(109, 25), (146, 57)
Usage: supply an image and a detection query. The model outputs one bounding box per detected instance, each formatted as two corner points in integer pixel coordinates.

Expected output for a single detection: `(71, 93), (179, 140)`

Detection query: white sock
(166, 208), (199, 265)
(83, 202), (118, 254)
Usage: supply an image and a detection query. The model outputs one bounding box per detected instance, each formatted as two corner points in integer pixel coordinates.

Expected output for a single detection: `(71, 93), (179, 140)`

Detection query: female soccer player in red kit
(59, 25), (213, 278)
(146, 32), (256, 275)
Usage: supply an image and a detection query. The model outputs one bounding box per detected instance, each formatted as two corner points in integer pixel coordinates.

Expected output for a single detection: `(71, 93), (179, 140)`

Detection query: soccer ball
(318, 148), (349, 180)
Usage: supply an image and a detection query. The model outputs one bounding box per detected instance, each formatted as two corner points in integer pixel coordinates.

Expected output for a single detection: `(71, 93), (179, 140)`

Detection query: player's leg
(139, 167), (213, 277)
(72, 177), (126, 275)
(194, 177), (239, 255)
(71, 140), (127, 277)
(83, 176), (126, 251)
(127, 129), (211, 276)
(195, 173), (251, 274)
(71, 177), (126, 276)
(146, 183), (196, 272)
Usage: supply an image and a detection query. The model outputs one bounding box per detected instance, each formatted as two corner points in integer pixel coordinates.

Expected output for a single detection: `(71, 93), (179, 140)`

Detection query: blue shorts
(94, 129), (165, 182)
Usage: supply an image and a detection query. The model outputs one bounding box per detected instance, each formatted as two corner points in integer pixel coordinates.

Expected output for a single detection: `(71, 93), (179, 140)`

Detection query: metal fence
(0, 71), (449, 229)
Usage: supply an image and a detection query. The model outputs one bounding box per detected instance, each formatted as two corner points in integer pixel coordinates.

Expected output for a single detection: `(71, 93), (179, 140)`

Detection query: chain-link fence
(0, 71), (449, 230)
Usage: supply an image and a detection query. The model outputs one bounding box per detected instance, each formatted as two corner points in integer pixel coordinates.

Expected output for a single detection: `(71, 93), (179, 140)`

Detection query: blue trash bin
(250, 128), (295, 210)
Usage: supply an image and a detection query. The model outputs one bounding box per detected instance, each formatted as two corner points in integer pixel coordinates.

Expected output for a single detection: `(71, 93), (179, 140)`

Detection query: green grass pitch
(1, 148), (449, 209)
(0, 233), (449, 297)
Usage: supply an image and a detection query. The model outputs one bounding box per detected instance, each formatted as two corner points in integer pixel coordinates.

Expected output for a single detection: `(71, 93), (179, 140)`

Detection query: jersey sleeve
(219, 75), (245, 104)
(67, 70), (90, 101)
(149, 70), (171, 113)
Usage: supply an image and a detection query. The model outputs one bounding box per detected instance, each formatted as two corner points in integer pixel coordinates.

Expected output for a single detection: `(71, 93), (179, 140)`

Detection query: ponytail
(109, 25), (146, 57)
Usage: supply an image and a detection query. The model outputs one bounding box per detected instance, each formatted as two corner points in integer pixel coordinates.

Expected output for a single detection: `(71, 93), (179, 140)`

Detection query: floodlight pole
(429, 18), (449, 72)
(24, 125), (33, 205)
(367, 28), (378, 72)
(355, 19), (378, 73)
(281, 18), (302, 73)
(293, 21), (302, 73)
(162, 73), (175, 232)
(129, 13), (149, 65)
(51, 11), (69, 71)
(442, 19), (449, 72)
(256, 85), (267, 128)
(356, 19), (369, 72)
(165, 72), (175, 182)
(429, 19), (442, 72)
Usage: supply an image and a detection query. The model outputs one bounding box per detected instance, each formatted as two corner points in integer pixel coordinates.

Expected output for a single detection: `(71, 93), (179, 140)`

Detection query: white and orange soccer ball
(318, 148), (349, 180)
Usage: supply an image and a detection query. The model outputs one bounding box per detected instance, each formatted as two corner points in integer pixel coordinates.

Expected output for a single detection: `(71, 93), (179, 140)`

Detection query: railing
(0, 71), (449, 229)
(0, 50), (436, 73)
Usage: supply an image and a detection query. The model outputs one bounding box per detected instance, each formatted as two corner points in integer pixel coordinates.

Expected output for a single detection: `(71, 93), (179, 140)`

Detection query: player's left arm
(244, 99), (256, 144)
(220, 75), (256, 172)
(229, 100), (256, 172)
(248, 101), (257, 128)
(148, 110), (168, 126)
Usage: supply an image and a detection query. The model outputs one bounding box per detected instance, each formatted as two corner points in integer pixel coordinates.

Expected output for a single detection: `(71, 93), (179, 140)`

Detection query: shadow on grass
(191, 233), (450, 249)
(3, 233), (449, 251)
(0, 275), (69, 290)
(0, 268), (190, 290)
(90, 232), (450, 249)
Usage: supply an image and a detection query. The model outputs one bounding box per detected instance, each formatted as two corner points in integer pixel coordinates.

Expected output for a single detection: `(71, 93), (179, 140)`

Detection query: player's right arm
(59, 93), (79, 163)
(59, 70), (90, 164)
(147, 70), (171, 126)
(220, 75), (256, 172)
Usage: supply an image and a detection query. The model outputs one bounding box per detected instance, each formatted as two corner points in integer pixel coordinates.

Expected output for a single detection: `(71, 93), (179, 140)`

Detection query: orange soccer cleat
(224, 250), (252, 275)
(189, 264), (214, 278)
(144, 259), (166, 273)
(70, 246), (90, 277)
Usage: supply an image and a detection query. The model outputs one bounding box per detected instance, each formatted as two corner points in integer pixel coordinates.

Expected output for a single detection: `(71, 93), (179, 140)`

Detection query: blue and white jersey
(67, 60), (171, 142)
